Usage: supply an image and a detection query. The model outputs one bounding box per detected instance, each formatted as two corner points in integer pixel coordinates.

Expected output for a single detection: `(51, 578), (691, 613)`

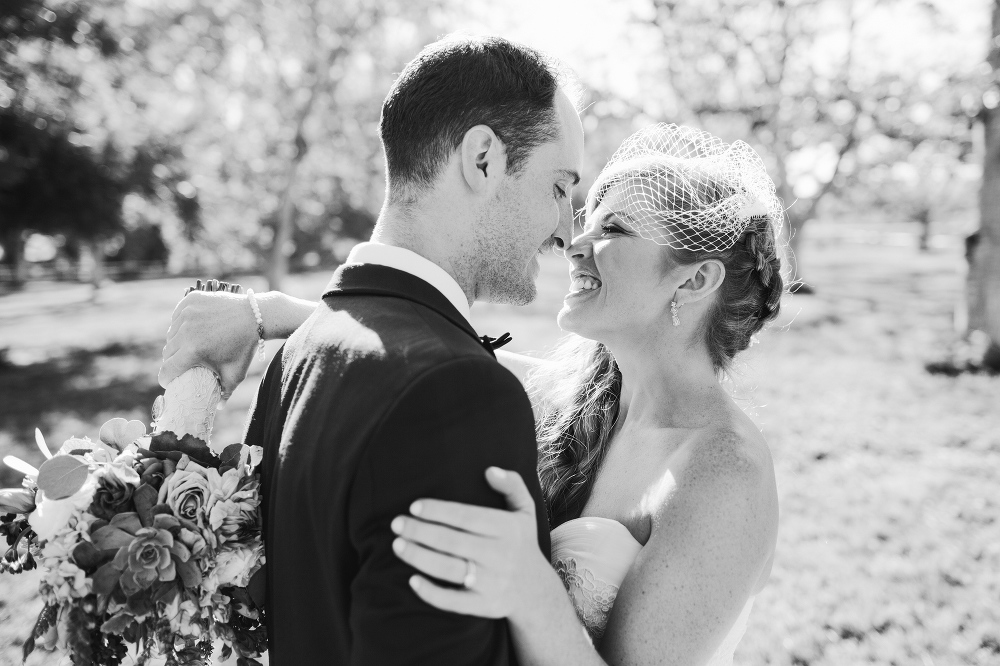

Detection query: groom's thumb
(485, 467), (535, 514)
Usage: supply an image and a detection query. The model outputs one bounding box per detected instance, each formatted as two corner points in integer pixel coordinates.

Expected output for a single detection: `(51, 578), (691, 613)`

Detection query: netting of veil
(585, 123), (784, 253)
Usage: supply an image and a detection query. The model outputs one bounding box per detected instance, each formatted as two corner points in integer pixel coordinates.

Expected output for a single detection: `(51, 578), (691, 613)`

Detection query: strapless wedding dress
(551, 516), (754, 664)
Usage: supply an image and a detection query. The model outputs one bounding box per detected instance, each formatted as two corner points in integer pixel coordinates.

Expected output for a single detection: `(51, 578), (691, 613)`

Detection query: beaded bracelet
(245, 289), (266, 361)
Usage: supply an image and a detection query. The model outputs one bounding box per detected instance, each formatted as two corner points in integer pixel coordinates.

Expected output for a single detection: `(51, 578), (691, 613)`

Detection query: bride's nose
(565, 232), (593, 260)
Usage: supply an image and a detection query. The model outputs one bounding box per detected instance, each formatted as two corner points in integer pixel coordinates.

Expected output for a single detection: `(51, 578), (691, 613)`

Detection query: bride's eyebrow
(602, 210), (635, 227)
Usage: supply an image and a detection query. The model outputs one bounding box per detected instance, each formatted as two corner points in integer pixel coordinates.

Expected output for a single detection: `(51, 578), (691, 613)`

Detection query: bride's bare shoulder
(684, 421), (774, 486)
(646, 419), (777, 531)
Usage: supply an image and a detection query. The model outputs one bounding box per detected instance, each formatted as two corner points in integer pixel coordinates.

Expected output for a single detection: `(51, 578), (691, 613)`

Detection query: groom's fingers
(484, 468), (535, 515)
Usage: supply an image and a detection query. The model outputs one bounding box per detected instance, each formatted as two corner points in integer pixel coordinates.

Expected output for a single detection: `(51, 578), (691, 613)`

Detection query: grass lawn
(0, 222), (997, 665)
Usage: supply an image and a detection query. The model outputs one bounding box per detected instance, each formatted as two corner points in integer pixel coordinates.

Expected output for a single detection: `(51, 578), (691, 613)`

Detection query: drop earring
(671, 300), (681, 327)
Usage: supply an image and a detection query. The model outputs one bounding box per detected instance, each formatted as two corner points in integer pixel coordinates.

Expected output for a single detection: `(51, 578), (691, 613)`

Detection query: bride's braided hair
(531, 136), (785, 527)
(676, 212), (784, 369)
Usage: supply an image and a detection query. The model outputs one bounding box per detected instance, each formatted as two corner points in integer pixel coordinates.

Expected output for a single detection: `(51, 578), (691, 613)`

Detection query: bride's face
(556, 183), (678, 342)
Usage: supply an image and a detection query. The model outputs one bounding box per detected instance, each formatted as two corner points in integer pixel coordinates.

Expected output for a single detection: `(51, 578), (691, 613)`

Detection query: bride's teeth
(571, 276), (602, 292)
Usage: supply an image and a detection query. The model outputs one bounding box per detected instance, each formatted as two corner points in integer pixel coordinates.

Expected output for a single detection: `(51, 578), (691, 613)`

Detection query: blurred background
(1, 0), (999, 664)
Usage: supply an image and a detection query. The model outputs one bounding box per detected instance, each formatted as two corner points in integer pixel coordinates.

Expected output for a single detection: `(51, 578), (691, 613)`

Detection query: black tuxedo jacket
(243, 263), (550, 665)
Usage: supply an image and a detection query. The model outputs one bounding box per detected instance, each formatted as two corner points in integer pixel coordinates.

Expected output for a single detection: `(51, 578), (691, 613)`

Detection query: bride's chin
(556, 304), (586, 333)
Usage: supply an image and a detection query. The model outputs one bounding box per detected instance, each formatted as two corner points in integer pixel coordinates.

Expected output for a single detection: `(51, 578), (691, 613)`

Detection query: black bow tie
(480, 332), (512, 352)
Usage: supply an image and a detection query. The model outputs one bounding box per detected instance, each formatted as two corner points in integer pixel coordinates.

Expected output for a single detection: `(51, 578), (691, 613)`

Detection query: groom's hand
(159, 288), (258, 399)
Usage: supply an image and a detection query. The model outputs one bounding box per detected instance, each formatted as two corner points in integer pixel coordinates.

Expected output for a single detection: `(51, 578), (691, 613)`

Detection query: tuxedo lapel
(323, 264), (494, 357)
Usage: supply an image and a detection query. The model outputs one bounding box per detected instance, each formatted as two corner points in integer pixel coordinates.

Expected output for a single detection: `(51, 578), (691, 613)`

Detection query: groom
(243, 36), (584, 664)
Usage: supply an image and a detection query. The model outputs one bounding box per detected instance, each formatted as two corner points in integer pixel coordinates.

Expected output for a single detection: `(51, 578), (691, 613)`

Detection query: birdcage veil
(585, 124), (784, 252)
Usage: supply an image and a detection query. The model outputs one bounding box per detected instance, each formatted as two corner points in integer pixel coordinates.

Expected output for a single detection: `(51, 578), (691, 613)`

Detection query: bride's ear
(460, 125), (506, 195)
(675, 259), (725, 306)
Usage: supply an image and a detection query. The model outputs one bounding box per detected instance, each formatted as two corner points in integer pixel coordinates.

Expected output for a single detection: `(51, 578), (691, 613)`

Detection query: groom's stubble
(474, 176), (541, 306)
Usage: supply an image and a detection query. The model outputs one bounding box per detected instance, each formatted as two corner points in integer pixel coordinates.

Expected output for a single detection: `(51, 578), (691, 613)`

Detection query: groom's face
(477, 91), (584, 305)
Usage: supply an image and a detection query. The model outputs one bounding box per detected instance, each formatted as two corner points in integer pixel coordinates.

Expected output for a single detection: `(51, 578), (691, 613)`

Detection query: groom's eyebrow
(557, 169), (581, 186)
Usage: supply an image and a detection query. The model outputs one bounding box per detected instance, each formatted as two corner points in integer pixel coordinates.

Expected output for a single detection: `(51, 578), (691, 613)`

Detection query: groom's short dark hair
(380, 35), (563, 203)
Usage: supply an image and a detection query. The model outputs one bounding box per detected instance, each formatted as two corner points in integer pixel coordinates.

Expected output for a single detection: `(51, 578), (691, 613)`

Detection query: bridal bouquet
(0, 413), (267, 666)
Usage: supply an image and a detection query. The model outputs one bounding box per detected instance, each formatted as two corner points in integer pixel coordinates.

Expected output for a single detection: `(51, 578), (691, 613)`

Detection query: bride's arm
(158, 289), (316, 397)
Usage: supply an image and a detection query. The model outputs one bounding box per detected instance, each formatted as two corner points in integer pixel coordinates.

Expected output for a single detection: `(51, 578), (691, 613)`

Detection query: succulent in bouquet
(1, 380), (267, 666)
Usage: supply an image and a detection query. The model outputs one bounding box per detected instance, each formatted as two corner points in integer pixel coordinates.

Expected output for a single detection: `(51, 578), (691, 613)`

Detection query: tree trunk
(78, 241), (105, 289)
(915, 206), (932, 252)
(1, 228), (26, 286)
(970, 0), (1000, 346)
(265, 158), (302, 292)
(265, 72), (323, 292)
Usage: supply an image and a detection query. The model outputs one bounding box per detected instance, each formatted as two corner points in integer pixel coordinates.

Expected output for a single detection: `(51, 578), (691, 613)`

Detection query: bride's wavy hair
(531, 159), (785, 528)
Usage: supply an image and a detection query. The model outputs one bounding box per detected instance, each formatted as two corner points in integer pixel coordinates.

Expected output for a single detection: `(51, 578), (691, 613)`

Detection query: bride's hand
(158, 281), (258, 399)
(391, 467), (550, 621)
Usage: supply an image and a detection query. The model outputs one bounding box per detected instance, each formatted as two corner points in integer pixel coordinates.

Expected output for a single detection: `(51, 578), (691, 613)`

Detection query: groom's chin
(484, 274), (536, 306)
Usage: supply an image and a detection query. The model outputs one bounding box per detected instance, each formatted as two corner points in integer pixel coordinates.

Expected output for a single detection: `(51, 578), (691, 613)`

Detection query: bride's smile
(558, 190), (679, 343)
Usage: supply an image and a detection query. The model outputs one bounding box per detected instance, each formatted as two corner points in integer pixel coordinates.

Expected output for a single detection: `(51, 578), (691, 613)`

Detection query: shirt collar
(344, 242), (472, 324)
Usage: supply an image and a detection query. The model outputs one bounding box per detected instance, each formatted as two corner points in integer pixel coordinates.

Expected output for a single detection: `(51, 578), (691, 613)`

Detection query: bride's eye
(601, 223), (624, 236)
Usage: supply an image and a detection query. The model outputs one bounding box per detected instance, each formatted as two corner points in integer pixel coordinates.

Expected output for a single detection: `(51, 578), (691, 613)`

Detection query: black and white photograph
(0, 0), (998, 664)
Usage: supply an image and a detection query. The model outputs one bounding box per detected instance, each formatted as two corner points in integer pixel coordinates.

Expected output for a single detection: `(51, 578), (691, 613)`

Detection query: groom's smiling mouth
(569, 270), (602, 294)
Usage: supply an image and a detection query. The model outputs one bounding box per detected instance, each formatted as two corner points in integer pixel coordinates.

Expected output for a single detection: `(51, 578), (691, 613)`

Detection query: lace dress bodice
(550, 516), (755, 664)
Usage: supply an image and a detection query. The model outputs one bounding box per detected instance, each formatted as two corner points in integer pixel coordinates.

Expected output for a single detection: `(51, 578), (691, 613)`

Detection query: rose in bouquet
(0, 418), (267, 666)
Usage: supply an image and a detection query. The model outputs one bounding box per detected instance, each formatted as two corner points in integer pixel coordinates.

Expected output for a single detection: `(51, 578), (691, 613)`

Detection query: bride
(159, 124), (783, 665)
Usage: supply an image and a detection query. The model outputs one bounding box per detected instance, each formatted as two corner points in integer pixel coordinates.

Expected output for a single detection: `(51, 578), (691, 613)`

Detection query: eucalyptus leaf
(91, 525), (135, 552)
(34, 429), (53, 460)
(99, 610), (132, 634)
(36, 456), (89, 500)
(2, 455), (38, 478)
(71, 541), (110, 571)
(99, 418), (147, 453)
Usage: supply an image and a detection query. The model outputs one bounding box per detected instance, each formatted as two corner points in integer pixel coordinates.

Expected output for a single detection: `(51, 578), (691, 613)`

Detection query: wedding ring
(463, 559), (477, 590)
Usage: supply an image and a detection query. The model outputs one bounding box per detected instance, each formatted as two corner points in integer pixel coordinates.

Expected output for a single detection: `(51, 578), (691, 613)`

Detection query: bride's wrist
(255, 291), (316, 340)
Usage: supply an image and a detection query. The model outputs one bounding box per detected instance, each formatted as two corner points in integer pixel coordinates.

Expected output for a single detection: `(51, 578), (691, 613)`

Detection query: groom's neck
(370, 203), (478, 307)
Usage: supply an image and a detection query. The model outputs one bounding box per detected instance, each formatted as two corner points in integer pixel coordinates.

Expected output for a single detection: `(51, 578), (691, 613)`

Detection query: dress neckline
(552, 516), (644, 548)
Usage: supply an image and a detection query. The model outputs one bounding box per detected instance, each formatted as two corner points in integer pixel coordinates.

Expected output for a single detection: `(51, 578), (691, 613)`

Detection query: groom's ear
(460, 125), (506, 194)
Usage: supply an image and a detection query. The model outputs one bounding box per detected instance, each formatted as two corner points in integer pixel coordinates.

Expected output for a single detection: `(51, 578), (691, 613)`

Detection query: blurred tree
(970, 0), (1000, 360)
(635, 0), (972, 288)
(0, 0), (195, 286)
(136, 0), (449, 290)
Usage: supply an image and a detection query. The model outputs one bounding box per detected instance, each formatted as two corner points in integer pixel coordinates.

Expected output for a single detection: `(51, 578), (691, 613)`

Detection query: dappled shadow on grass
(0, 341), (163, 487)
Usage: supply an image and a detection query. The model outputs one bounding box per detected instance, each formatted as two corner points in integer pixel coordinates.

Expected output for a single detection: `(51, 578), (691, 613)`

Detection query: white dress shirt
(344, 242), (472, 325)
